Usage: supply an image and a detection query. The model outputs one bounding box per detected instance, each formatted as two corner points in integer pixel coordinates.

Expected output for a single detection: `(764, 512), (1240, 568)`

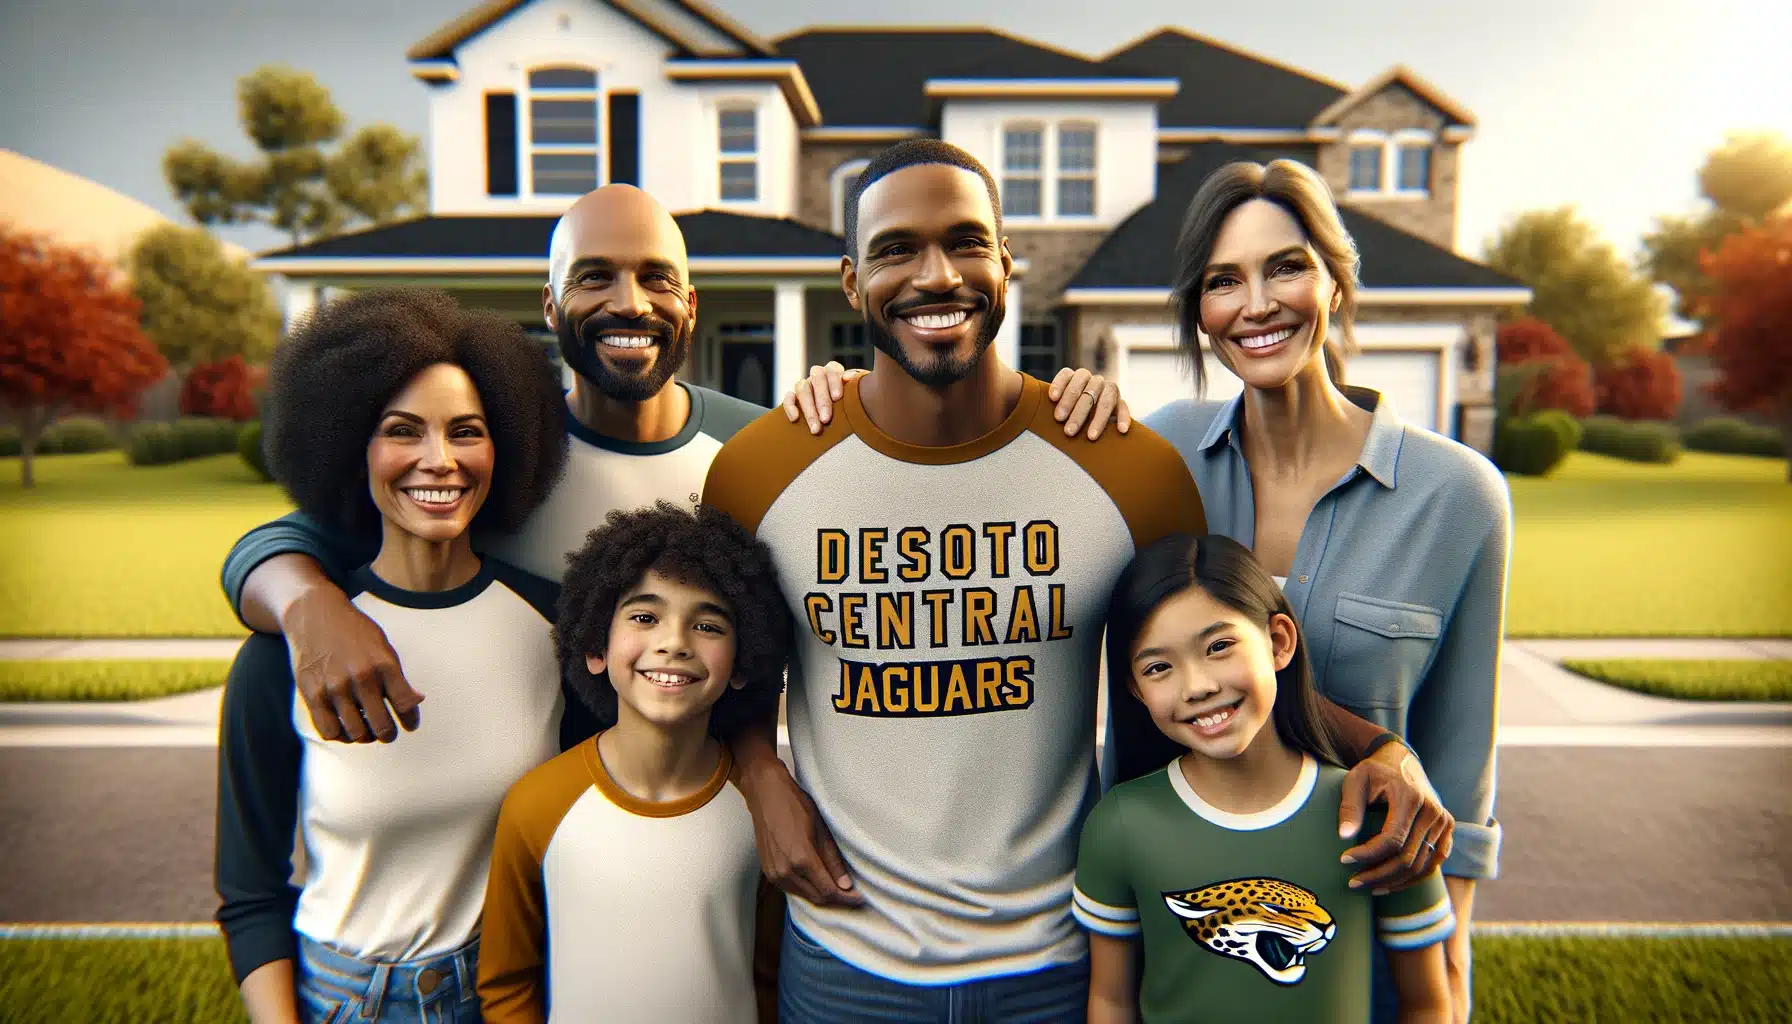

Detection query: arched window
(527, 66), (599, 195)
(831, 158), (871, 237)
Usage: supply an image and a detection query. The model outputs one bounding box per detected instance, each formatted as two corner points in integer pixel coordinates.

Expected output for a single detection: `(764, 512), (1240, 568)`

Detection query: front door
(719, 322), (776, 407)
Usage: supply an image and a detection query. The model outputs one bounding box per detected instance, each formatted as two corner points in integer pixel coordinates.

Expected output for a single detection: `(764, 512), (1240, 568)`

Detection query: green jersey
(1072, 755), (1453, 1024)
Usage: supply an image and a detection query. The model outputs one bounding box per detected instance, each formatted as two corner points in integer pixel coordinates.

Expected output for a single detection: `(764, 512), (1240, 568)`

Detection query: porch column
(283, 281), (318, 332)
(774, 281), (807, 396)
(995, 277), (1022, 370)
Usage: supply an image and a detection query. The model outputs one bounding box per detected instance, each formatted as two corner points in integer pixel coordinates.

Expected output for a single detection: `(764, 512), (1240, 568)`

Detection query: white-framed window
(1001, 121), (1099, 221)
(1347, 129), (1432, 197)
(831, 158), (871, 237)
(1002, 124), (1044, 218)
(527, 66), (600, 196)
(718, 105), (758, 202)
(1057, 123), (1097, 217)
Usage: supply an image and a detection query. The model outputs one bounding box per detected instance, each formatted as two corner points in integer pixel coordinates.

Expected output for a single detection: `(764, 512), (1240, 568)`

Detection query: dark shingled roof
(257, 211), (845, 260)
(1067, 144), (1525, 291)
(1099, 29), (1347, 129)
(772, 29), (1155, 127)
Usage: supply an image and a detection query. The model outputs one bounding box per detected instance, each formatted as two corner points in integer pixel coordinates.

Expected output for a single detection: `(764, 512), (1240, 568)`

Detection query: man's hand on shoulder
(783, 361), (865, 434)
(1337, 741), (1455, 892)
(282, 585), (424, 743)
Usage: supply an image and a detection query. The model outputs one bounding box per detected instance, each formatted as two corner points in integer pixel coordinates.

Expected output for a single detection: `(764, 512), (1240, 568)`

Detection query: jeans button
(418, 968), (441, 994)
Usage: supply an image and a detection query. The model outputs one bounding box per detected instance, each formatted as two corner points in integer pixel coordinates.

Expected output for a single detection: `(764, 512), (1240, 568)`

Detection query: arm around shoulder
(222, 509), (368, 633)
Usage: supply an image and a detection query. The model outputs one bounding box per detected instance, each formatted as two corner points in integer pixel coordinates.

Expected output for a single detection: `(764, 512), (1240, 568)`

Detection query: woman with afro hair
(212, 286), (599, 1024)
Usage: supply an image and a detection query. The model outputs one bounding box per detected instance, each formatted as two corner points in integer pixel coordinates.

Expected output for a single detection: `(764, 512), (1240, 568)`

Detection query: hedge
(0, 417), (118, 457)
(237, 421), (273, 481)
(124, 417), (242, 467)
(1682, 417), (1785, 458)
(1493, 410), (1577, 476)
(1578, 415), (1681, 464)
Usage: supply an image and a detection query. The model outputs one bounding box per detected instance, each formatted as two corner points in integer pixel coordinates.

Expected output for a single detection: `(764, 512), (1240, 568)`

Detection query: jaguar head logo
(1162, 877), (1336, 985)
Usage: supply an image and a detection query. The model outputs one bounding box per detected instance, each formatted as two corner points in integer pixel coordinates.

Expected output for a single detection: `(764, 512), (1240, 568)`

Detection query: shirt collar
(1196, 384), (1405, 489)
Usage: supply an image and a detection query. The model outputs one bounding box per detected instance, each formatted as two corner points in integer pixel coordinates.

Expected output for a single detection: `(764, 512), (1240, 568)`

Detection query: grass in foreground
(0, 451), (291, 638)
(1503, 451), (1792, 638)
(0, 659), (233, 702)
(1, 934), (1787, 1023)
(1560, 658), (1792, 702)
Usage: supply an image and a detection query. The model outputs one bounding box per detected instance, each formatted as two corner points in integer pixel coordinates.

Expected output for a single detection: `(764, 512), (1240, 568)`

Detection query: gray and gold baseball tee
(702, 372), (1206, 984)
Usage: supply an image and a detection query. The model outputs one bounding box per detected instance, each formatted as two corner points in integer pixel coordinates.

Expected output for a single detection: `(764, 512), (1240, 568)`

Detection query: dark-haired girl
(212, 287), (595, 1023)
(1074, 534), (1453, 1024)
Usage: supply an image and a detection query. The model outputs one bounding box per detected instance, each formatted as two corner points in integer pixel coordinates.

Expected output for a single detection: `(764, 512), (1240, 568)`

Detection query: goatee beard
(866, 295), (1003, 390)
(555, 305), (690, 402)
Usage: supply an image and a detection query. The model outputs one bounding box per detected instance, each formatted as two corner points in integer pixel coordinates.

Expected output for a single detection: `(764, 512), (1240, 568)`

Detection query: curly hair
(555, 500), (793, 740)
(262, 287), (569, 540)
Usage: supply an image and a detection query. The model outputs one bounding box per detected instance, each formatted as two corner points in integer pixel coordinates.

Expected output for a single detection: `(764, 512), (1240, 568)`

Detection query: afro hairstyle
(554, 500), (793, 740)
(261, 286), (569, 541)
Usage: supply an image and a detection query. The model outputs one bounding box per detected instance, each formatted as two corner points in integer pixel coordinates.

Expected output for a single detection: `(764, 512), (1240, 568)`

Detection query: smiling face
(1195, 198), (1343, 392)
(844, 163), (1013, 389)
(1127, 584), (1298, 761)
(365, 362), (495, 545)
(585, 568), (743, 732)
(544, 186), (697, 402)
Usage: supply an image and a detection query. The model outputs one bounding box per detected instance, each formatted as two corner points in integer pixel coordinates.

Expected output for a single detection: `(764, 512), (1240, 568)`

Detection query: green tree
(1484, 206), (1667, 367)
(164, 64), (426, 247)
(128, 224), (283, 367)
(1642, 130), (1792, 324)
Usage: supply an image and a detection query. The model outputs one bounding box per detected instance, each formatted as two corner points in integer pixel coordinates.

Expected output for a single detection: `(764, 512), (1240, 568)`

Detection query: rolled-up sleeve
(1407, 476), (1512, 880)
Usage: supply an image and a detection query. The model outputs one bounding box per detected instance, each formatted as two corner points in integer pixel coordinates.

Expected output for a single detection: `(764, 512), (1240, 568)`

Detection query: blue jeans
(777, 918), (1089, 1023)
(295, 932), (483, 1023)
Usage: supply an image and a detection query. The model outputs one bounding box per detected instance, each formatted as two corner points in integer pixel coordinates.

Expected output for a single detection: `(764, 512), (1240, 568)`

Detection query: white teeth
(903, 310), (969, 330)
(404, 488), (463, 505)
(1194, 703), (1238, 729)
(1239, 326), (1296, 350)
(601, 335), (655, 349)
(643, 670), (696, 686)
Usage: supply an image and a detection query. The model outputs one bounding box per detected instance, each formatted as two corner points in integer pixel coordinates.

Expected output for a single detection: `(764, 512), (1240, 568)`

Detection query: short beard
(555, 304), (690, 402)
(865, 294), (1004, 390)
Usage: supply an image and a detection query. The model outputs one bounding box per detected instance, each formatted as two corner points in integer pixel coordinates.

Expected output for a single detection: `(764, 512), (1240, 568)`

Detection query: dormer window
(1002, 126), (1044, 217)
(1347, 129), (1431, 197)
(1001, 121), (1100, 221)
(1348, 140), (1383, 191)
(527, 66), (599, 195)
(719, 106), (758, 202)
(1057, 124), (1097, 216)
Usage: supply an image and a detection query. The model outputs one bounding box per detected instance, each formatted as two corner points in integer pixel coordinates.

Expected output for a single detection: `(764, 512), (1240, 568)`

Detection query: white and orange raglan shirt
(701, 372), (1207, 985)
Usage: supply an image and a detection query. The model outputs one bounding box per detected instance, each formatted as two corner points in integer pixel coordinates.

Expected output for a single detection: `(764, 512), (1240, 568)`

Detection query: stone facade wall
(1313, 84), (1461, 251)
(795, 142), (892, 235)
(1002, 228), (1113, 314)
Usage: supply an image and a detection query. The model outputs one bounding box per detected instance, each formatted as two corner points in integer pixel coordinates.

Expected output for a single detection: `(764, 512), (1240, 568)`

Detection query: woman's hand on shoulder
(1338, 742), (1455, 892)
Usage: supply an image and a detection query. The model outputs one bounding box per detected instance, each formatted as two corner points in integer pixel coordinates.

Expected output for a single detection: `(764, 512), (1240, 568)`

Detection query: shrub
(1683, 416), (1786, 457)
(0, 427), (18, 458)
(1493, 412), (1575, 476)
(1496, 316), (1576, 363)
(38, 417), (116, 454)
(1532, 408), (1584, 453)
(1595, 344), (1682, 420)
(238, 421), (273, 481)
(170, 417), (238, 460)
(125, 423), (180, 466)
(179, 357), (265, 420)
(1579, 414), (1682, 463)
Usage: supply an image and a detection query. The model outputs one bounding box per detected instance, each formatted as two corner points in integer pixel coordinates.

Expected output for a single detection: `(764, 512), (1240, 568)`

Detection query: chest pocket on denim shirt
(1322, 592), (1444, 710)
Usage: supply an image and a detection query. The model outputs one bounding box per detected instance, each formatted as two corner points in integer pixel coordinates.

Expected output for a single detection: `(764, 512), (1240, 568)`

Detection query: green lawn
(2, 447), (1789, 641)
(0, 452), (292, 638)
(1560, 658), (1792, 702)
(1503, 451), (1792, 638)
(0, 659), (233, 701)
(1, 933), (1784, 1023)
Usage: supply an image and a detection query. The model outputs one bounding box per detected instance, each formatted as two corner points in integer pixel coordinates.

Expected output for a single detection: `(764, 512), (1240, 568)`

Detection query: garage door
(1341, 351), (1440, 433)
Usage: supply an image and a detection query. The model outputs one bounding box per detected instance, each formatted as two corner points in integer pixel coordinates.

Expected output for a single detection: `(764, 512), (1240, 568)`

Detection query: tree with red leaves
(180, 356), (266, 420)
(1595, 344), (1683, 421)
(0, 226), (170, 487)
(1496, 316), (1596, 418)
(1698, 216), (1792, 480)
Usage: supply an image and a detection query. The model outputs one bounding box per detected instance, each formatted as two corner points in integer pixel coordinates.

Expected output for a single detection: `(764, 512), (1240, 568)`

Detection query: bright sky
(3, 0), (1789, 267)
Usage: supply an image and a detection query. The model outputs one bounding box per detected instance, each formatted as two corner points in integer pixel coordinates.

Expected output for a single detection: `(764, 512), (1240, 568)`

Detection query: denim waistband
(296, 932), (480, 1017)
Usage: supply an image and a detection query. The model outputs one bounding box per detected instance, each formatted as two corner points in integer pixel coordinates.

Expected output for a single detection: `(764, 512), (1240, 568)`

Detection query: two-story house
(253, 0), (1529, 453)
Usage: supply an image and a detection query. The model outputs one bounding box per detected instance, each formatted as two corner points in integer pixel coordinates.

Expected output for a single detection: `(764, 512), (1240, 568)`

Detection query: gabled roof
(1066, 144), (1524, 293)
(1310, 65), (1476, 129)
(771, 27), (1155, 127)
(406, 0), (774, 62)
(1098, 28), (1348, 130)
(254, 211), (844, 263)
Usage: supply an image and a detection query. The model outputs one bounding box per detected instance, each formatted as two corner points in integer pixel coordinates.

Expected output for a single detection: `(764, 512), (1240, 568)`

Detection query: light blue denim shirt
(1143, 385), (1512, 880)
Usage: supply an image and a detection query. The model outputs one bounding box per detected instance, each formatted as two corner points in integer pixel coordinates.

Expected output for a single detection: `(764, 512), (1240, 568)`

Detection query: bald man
(217, 184), (1125, 744)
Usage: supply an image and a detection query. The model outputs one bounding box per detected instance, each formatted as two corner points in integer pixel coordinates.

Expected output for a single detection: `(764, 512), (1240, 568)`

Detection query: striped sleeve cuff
(1376, 895), (1456, 950)
(1072, 885), (1141, 938)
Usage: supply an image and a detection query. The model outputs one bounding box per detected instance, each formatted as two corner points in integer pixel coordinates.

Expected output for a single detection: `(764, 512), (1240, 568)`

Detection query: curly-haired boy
(476, 500), (793, 1024)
